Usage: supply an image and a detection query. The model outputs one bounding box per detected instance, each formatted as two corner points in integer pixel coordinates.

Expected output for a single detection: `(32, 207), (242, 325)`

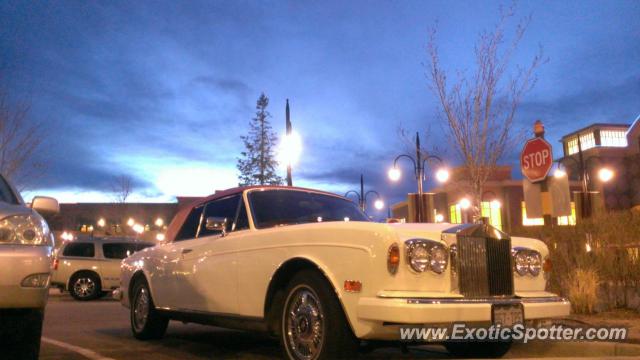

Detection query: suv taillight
(53, 258), (59, 270)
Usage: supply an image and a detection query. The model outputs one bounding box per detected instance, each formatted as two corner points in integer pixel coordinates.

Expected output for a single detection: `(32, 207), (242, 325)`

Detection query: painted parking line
(41, 337), (117, 360)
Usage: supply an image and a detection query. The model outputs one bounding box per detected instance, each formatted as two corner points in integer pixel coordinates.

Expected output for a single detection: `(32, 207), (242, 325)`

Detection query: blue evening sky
(1, 1), (638, 212)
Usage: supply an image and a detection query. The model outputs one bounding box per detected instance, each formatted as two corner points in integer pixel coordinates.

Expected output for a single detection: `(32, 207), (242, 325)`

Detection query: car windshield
(249, 189), (369, 229)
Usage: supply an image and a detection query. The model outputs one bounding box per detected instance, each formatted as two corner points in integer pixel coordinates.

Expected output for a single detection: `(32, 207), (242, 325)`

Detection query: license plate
(492, 303), (524, 327)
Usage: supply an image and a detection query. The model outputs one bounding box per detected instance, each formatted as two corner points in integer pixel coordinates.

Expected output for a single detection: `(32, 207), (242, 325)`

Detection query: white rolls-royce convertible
(117, 186), (569, 359)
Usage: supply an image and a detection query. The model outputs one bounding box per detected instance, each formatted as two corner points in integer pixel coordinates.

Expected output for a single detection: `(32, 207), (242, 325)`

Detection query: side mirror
(31, 196), (60, 215)
(205, 217), (227, 236)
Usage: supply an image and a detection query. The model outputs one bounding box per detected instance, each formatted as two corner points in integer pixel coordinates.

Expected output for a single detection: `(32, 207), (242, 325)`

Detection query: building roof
(560, 123), (631, 141)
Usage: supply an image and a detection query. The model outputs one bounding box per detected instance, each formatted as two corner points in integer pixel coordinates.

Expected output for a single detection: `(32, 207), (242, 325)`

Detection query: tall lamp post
(279, 99), (302, 186)
(285, 99), (293, 186)
(388, 132), (449, 221)
(345, 174), (384, 212)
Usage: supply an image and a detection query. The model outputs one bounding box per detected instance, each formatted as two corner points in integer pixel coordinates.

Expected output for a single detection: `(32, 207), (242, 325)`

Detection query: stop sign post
(520, 137), (553, 183)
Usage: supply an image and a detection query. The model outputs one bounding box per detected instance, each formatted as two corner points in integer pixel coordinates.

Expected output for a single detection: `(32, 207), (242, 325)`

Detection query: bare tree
(0, 87), (45, 190)
(111, 175), (133, 203)
(426, 4), (544, 218)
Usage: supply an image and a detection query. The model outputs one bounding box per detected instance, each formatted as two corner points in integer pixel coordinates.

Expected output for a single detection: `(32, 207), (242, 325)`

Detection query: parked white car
(118, 186), (569, 359)
(0, 174), (59, 360)
(52, 237), (154, 300)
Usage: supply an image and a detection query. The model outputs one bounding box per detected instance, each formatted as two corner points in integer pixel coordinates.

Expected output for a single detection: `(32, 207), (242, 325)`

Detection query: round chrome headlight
(513, 248), (543, 277)
(528, 252), (542, 276)
(430, 245), (448, 274)
(514, 250), (529, 276)
(405, 239), (448, 274)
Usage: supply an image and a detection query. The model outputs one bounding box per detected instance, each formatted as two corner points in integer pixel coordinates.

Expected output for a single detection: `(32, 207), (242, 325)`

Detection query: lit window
(480, 201), (502, 230)
(566, 137), (579, 155)
(449, 204), (462, 224)
(521, 202), (544, 226)
(579, 132), (596, 151)
(557, 202), (577, 226)
(600, 130), (628, 147)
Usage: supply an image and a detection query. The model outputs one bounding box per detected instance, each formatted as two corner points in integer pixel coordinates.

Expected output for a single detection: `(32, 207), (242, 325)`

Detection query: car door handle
(181, 248), (193, 254)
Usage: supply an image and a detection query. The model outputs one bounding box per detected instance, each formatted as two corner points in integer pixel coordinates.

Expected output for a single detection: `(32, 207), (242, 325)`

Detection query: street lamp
(557, 155), (613, 192)
(279, 99), (302, 186)
(388, 132), (449, 194)
(388, 132), (449, 221)
(97, 218), (106, 228)
(345, 174), (384, 212)
(458, 198), (471, 210)
(598, 167), (614, 182)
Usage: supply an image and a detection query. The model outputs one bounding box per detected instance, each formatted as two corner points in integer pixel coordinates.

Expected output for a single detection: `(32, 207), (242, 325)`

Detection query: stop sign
(520, 137), (553, 182)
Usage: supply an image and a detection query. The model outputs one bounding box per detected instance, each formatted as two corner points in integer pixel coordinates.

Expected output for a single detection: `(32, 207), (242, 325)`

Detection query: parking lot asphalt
(39, 290), (640, 360)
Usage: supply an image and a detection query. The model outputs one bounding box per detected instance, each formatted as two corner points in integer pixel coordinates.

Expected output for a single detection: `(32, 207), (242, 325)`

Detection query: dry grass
(512, 210), (640, 312)
(567, 268), (600, 314)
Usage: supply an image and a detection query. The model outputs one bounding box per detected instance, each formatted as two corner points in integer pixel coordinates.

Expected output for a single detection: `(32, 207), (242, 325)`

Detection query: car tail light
(387, 243), (399, 275)
(53, 258), (59, 270)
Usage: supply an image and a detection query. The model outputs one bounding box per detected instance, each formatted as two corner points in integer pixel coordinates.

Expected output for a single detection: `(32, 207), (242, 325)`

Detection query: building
(390, 165), (580, 233)
(391, 116), (640, 229)
(558, 118), (640, 210)
(47, 196), (204, 242)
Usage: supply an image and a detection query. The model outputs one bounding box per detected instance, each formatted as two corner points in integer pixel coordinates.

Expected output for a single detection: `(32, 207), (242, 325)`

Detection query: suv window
(62, 243), (95, 257)
(0, 175), (17, 204)
(103, 243), (153, 259)
(199, 194), (241, 237)
(175, 205), (204, 241)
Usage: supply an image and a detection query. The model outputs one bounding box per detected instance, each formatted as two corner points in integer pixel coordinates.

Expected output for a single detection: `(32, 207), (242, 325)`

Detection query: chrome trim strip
(405, 296), (568, 305)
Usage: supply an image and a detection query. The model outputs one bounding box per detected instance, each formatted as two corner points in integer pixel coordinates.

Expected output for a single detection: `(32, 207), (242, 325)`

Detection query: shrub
(512, 210), (640, 311)
(567, 268), (600, 314)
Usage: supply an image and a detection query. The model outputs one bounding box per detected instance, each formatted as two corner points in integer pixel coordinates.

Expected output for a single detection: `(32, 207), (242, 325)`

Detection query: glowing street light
(554, 168), (567, 178)
(374, 199), (384, 210)
(598, 167), (614, 182)
(435, 214), (444, 223)
(156, 233), (166, 241)
(459, 198), (471, 210)
(127, 218), (135, 227)
(435, 168), (450, 183)
(132, 224), (145, 234)
(97, 218), (106, 228)
(278, 130), (302, 167)
(155, 218), (164, 227)
(387, 167), (401, 182)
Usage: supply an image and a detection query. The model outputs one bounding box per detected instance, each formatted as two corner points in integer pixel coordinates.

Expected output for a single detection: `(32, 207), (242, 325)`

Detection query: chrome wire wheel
(73, 277), (96, 298)
(283, 285), (325, 360)
(133, 287), (150, 333)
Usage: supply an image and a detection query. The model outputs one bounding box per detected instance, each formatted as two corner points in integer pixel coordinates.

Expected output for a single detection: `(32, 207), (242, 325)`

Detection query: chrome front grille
(456, 231), (513, 298)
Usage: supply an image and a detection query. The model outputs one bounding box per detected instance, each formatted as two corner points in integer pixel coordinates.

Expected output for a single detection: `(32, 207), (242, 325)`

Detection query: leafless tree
(0, 87), (45, 190)
(111, 175), (133, 203)
(426, 4), (544, 218)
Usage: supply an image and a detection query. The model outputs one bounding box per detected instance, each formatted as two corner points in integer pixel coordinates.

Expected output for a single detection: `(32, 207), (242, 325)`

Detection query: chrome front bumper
(358, 296), (571, 324)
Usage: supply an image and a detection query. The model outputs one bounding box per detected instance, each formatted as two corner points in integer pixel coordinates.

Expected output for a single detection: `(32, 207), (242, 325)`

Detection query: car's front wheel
(130, 277), (168, 340)
(280, 270), (359, 360)
(69, 272), (101, 301)
(444, 341), (512, 358)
